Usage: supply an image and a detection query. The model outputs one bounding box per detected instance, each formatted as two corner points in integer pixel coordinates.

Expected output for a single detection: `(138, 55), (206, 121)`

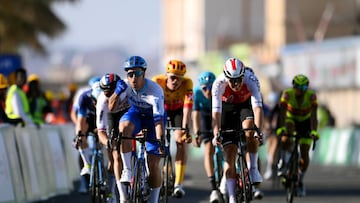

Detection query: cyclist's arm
(108, 92), (120, 112)
(212, 111), (221, 138)
(192, 110), (200, 135)
(155, 120), (165, 140)
(98, 130), (108, 146)
(183, 106), (192, 132)
(310, 105), (318, 132)
(253, 105), (264, 131)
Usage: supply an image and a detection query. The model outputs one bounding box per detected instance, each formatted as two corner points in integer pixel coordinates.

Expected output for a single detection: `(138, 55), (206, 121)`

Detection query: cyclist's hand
(276, 126), (287, 136)
(193, 131), (202, 148)
(212, 134), (222, 146)
(254, 131), (264, 146)
(115, 79), (128, 95)
(158, 136), (166, 155)
(310, 130), (320, 141)
(181, 131), (192, 144)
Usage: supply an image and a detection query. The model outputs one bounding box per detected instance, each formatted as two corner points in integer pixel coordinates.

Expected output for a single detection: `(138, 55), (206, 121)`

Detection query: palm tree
(0, 0), (78, 55)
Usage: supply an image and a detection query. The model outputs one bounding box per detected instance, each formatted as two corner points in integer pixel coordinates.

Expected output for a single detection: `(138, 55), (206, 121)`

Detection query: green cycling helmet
(292, 74), (309, 90)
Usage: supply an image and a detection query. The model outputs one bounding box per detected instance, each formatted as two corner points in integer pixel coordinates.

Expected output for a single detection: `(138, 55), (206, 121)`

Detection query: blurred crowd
(0, 67), (78, 127)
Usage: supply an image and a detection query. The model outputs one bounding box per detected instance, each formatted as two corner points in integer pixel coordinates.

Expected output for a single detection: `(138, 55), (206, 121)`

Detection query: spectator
(0, 73), (24, 125)
(5, 68), (34, 126)
(26, 74), (53, 125)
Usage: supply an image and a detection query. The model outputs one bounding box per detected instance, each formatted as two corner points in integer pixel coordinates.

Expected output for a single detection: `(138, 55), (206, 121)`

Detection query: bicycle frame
(284, 133), (301, 203)
(89, 134), (107, 203)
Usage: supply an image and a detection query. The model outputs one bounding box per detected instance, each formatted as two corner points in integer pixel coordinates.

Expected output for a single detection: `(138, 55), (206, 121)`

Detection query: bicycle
(218, 126), (262, 203)
(120, 129), (151, 203)
(280, 132), (316, 203)
(88, 133), (108, 203)
(160, 120), (189, 203)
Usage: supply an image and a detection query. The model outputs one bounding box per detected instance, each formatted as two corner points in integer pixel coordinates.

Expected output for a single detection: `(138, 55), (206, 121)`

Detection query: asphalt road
(40, 159), (360, 203)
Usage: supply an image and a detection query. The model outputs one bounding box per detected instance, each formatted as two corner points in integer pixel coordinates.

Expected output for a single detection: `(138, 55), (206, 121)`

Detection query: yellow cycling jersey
(280, 88), (317, 121)
(152, 74), (193, 111)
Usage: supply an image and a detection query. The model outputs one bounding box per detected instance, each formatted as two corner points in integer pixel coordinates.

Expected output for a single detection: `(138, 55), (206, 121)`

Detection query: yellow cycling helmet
(166, 59), (186, 76)
(28, 74), (40, 83)
(0, 74), (8, 89)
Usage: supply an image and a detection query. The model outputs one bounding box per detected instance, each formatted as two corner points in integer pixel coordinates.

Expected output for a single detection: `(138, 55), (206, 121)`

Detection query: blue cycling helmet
(198, 71), (216, 86)
(88, 76), (101, 87)
(123, 56), (147, 71)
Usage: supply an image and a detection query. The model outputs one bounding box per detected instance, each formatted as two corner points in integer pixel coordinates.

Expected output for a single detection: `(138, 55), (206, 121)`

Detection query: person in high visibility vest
(5, 68), (35, 126)
(0, 73), (24, 125)
(26, 74), (53, 125)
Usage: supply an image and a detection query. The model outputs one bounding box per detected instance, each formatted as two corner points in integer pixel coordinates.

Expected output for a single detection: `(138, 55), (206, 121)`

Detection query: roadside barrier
(0, 124), (78, 203)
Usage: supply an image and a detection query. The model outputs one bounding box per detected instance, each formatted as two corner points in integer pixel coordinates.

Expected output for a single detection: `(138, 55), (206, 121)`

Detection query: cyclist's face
(127, 67), (145, 91)
(227, 76), (243, 91)
(201, 84), (212, 99)
(166, 73), (183, 91)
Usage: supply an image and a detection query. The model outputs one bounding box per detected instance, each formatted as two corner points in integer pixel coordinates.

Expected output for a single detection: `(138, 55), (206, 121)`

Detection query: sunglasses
(127, 70), (144, 78)
(201, 85), (212, 91)
(294, 84), (308, 91)
(229, 76), (243, 85)
(169, 75), (183, 81)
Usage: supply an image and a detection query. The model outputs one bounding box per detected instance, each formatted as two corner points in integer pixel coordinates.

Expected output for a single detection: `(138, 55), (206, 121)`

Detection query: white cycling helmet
(223, 58), (245, 79)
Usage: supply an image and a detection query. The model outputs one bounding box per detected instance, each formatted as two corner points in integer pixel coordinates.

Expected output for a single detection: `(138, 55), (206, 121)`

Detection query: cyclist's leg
(223, 143), (237, 203)
(169, 110), (188, 197)
(145, 119), (163, 203)
(278, 119), (295, 176)
(118, 109), (141, 201)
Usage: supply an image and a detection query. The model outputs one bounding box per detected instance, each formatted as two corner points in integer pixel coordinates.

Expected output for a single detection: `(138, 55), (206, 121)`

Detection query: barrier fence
(0, 124), (359, 203)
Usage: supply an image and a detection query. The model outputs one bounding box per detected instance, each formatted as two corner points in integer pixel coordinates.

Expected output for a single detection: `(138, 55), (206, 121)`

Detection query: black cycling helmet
(99, 73), (120, 91)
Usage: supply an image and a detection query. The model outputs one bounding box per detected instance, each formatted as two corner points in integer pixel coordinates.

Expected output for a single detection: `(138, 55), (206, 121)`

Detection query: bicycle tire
(286, 154), (298, 203)
(214, 148), (224, 187)
(90, 156), (102, 203)
(163, 155), (175, 202)
(237, 157), (252, 203)
(132, 159), (148, 203)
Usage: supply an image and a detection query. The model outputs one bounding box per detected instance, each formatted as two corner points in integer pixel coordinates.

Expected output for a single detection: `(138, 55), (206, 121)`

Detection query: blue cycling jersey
(193, 85), (211, 113)
(76, 89), (96, 118)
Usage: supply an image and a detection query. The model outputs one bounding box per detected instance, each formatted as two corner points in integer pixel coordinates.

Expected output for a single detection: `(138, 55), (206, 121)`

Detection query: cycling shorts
(107, 109), (128, 137)
(120, 106), (161, 156)
(220, 100), (254, 147)
(286, 117), (312, 145)
(166, 108), (183, 128)
(199, 111), (213, 143)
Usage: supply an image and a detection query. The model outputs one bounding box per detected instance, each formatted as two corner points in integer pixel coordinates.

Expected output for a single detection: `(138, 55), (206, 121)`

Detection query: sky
(51, 0), (162, 55)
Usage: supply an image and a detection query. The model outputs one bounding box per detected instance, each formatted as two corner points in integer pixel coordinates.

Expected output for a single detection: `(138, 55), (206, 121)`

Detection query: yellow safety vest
(5, 85), (31, 119)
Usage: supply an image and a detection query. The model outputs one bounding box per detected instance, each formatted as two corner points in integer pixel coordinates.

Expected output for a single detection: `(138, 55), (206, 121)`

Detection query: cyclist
(276, 74), (319, 197)
(192, 71), (223, 202)
(109, 56), (165, 203)
(152, 59), (193, 198)
(212, 58), (264, 203)
(97, 73), (130, 202)
(72, 80), (102, 193)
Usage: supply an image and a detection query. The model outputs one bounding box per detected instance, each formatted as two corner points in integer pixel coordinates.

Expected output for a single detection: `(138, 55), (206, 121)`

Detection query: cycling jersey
(152, 74), (193, 111)
(193, 85), (211, 114)
(280, 88), (317, 122)
(212, 68), (262, 113)
(96, 92), (129, 132)
(75, 89), (96, 132)
(119, 78), (165, 155)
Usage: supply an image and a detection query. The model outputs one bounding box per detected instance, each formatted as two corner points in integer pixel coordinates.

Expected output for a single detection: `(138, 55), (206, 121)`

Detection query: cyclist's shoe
(277, 166), (287, 177)
(80, 164), (91, 176)
(297, 182), (306, 197)
(253, 187), (264, 200)
(219, 176), (227, 195)
(173, 185), (185, 198)
(209, 190), (222, 203)
(250, 168), (263, 183)
(263, 168), (273, 180)
(120, 169), (132, 183)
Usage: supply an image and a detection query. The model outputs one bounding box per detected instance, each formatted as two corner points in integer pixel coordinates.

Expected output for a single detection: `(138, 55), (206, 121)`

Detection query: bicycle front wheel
(132, 159), (148, 203)
(163, 155), (175, 203)
(214, 150), (224, 187)
(90, 157), (102, 203)
(237, 157), (252, 203)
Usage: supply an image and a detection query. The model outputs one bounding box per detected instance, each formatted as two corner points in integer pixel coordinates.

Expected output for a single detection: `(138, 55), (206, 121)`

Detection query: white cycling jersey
(96, 91), (129, 132)
(122, 78), (165, 122)
(212, 68), (263, 113)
